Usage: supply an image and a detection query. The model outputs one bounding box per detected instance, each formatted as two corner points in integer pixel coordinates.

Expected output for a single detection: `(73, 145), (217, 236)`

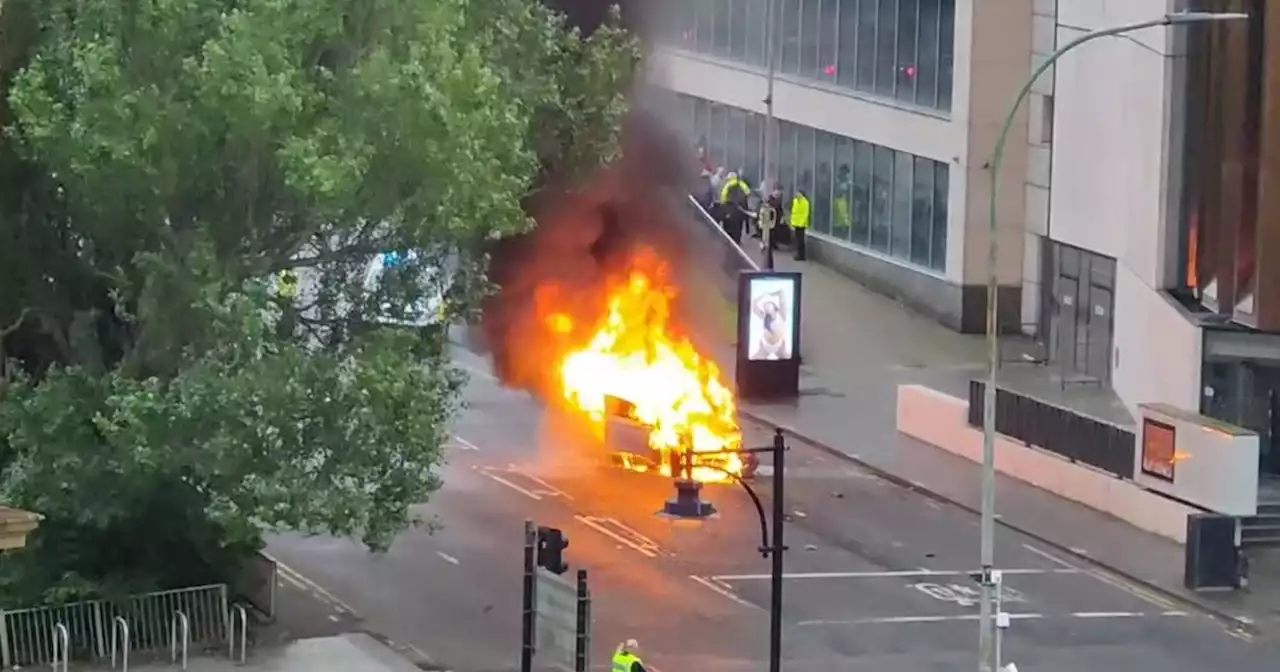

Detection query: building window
(670, 0), (957, 113)
(672, 94), (949, 272)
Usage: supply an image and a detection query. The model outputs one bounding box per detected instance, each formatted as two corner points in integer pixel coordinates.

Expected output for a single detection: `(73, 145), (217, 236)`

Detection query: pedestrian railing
(0, 583), (229, 668)
(171, 610), (190, 669)
(110, 615), (129, 669)
(51, 622), (68, 672)
(228, 603), (248, 665)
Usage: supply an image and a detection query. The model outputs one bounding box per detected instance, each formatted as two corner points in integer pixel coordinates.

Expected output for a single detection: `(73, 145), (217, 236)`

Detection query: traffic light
(536, 525), (570, 575)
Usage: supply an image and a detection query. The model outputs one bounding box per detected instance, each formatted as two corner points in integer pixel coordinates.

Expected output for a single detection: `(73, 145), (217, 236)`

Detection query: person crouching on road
(612, 639), (646, 672)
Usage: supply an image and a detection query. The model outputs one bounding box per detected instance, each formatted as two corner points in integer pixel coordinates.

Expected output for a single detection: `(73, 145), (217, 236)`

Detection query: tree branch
(0, 307), (33, 338)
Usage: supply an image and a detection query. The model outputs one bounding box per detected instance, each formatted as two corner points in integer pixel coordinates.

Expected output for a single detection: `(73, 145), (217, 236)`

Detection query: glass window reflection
(931, 162), (949, 270)
(833, 136), (853, 241)
(662, 0), (956, 113)
(910, 156), (934, 267)
(744, 0), (767, 66)
(916, 0), (941, 108)
(871, 146), (893, 252)
(836, 0), (860, 88)
(937, 0), (954, 111)
(875, 0), (899, 98)
(896, 0), (919, 103)
(891, 150), (913, 257)
(851, 140), (873, 246)
(856, 0), (878, 91)
(814, 131), (835, 235)
(782, 0), (801, 74)
(800, 0), (821, 77)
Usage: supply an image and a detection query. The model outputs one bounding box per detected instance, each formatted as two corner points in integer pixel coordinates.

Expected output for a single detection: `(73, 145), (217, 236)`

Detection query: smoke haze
(478, 0), (714, 400)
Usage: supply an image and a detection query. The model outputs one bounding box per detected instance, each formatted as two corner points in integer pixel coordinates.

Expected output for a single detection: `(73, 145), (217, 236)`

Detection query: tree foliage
(0, 0), (637, 605)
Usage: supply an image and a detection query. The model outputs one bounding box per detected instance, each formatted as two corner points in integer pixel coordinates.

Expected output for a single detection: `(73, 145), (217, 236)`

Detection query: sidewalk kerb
(739, 407), (1263, 636)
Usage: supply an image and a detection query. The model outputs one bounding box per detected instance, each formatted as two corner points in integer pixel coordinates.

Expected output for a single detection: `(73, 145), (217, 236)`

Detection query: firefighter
(790, 188), (811, 261)
(612, 639), (646, 672)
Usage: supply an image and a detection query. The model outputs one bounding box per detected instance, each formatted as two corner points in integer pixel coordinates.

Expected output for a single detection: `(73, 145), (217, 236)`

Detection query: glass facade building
(659, 0), (956, 112)
(673, 94), (949, 272)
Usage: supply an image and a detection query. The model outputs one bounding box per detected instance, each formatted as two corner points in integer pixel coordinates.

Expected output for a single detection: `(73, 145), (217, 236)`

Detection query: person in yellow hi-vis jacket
(790, 189), (811, 261)
(275, 269), (299, 337)
(612, 639), (646, 672)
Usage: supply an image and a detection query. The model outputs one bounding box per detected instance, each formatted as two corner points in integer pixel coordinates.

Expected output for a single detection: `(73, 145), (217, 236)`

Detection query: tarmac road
(265, 347), (1272, 672)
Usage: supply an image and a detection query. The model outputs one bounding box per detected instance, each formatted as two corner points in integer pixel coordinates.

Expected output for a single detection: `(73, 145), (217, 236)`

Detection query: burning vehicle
(547, 250), (756, 484)
(602, 395), (759, 481)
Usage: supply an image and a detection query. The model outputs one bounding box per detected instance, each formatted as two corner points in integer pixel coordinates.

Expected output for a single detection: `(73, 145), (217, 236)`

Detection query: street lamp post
(660, 428), (788, 672)
(978, 11), (1248, 672)
(761, 0), (779, 270)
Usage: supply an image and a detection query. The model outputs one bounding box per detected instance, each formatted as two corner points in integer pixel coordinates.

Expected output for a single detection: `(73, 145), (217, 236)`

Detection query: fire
(556, 252), (743, 483)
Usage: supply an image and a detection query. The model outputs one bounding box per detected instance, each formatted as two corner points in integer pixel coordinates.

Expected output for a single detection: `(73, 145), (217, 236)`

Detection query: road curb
(739, 407), (1263, 636)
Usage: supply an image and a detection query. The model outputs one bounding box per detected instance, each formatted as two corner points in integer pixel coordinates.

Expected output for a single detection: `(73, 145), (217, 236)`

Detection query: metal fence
(0, 583), (230, 668)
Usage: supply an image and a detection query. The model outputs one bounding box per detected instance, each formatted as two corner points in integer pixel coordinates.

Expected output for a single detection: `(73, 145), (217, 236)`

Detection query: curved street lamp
(658, 428), (788, 672)
(979, 10), (1249, 672)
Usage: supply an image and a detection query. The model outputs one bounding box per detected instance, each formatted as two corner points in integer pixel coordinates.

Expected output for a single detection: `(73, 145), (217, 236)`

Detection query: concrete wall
(1112, 266), (1204, 416)
(1048, 0), (1204, 419)
(896, 383), (1199, 543)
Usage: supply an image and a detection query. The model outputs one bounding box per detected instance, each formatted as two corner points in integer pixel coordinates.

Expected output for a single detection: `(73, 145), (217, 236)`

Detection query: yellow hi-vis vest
(612, 652), (641, 672)
(277, 270), (299, 299)
(790, 194), (811, 229)
(719, 177), (747, 204)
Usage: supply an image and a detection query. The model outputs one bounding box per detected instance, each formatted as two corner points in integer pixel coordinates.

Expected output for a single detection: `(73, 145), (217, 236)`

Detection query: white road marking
(1021, 543), (1076, 569)
(712, 568), (1076, 581)
(799, 614), (1044, 626)
(799, 611), (1191, 627)
(912, 581), (1028, 606)
(453, 436), (481, 451)
(1072, 611), (1143, 618)
(575, 515), (661, 558)
(507, 464), (574, 500)
(436, 551), (460, 565)
(271, 556), (362, 617)
(689, 575), (758, 609)
(278, 570), (307, 590)
(1021, 543), (1177, 611)
(480, 470), (543, 500)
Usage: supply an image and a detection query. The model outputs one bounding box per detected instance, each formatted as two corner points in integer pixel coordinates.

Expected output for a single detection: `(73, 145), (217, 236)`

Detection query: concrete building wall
(1048, 0), (1201, 418)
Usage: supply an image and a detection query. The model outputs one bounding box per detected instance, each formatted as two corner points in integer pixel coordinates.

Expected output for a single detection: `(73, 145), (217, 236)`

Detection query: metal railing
(228, 604), (248, 665)
(110, 616), (129, 670)
(51, 623), (69, 672)
(0, 583), (229, 668)
(171, 610), (190, 669)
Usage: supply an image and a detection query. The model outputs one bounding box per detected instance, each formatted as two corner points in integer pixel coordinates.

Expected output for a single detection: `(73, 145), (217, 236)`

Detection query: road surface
(265, 346), (1271, 672)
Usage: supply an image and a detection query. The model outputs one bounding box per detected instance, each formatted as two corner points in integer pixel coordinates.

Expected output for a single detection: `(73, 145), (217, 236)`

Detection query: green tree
(0, 0), (637, 605)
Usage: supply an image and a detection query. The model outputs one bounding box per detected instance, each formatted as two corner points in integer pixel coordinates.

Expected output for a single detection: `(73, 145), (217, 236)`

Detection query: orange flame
(556, 251), (743, 483)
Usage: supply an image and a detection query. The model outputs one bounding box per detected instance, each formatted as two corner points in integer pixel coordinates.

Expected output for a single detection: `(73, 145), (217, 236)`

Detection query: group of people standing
(697, 161), (811, 262)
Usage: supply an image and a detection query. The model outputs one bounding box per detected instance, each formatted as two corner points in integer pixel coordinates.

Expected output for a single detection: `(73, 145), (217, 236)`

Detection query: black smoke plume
(479, 0), (707, 398)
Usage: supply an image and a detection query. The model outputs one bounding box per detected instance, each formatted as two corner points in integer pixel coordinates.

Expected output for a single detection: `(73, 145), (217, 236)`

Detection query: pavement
(261, 348), (1275, 671)
(123, 633), (423, 672)
(724, 245), (1280, 636)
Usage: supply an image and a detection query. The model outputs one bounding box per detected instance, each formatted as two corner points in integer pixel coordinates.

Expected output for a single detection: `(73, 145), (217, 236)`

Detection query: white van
(361, 250), (452, 327)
